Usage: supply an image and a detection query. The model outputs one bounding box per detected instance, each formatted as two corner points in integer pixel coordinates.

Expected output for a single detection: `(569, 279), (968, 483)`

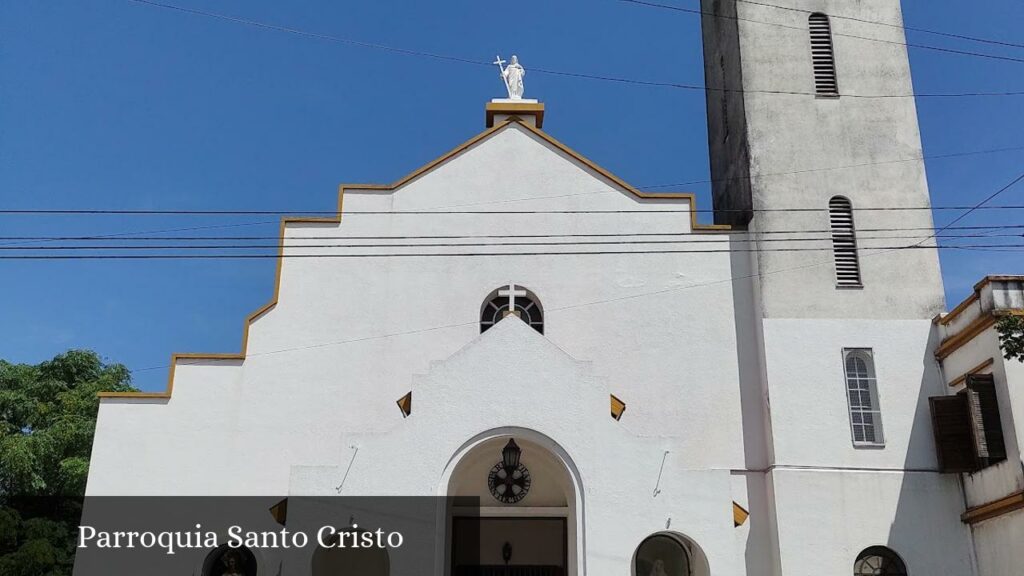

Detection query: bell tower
(702, 7), (966, 573)
(700, 0), (945, 318)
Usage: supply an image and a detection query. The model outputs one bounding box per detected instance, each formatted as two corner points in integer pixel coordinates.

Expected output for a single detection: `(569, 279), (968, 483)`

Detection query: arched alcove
(202, 545), (258, 576)
(311, 542), (389, 576)
(442, 428), (583, 576)
(631, 532), (710, 576)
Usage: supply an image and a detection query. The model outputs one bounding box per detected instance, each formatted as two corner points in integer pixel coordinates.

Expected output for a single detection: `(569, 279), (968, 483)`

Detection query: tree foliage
(0, 350), (135, 575)
(996, 315), (1024, 363)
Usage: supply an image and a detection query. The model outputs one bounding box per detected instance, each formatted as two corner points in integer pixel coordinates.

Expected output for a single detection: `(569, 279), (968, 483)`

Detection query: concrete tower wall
(702, 0), (945, 320)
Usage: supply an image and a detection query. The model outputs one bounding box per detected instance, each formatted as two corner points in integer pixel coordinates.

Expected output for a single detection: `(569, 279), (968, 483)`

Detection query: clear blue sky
(2, 0), (1022, 390)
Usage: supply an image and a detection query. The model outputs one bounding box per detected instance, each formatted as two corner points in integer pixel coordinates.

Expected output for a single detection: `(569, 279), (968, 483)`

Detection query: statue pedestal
(490, 98), (539, 104)
(485, 100), (545, 129)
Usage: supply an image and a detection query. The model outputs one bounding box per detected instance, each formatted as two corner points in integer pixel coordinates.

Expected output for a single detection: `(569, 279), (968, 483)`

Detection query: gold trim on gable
(101, 117), (730, 400)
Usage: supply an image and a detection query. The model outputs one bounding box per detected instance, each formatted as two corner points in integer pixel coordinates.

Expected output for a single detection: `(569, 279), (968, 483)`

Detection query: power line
(618, 0), (1024, 67)
(124, 0), (1024, 98)
(645, 145), (1024, 189)
(733, 0), (1024, 51)
(0, 220), (280, 248)
(5, 205), (1024, 216)
(122, 237), (1008, 375)
(5, 224), (1023, 242)
(120, 174), (1024, 376)
(929, 172), (1024, 238)
(3, 143), (1021, 236)
(127, 0), (489, 68)
(4, 232), (1022, 251)
(3, 243), (1020, 260)
(401, 144), (1024, 212)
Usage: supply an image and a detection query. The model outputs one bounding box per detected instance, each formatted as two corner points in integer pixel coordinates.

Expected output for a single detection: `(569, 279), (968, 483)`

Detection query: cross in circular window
(481, 284), (543, 334)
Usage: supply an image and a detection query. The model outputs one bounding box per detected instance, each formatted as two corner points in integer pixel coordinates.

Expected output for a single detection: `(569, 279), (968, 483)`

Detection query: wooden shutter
(965, 374), (1006, 465)
(929, 395), (979, 473)
(809, 14), (839, 96)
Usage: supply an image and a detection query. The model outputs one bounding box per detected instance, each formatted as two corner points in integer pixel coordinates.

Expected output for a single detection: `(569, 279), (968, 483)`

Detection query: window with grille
(480, 284), (543, 334)
(854, 546), (907, 576)
(844, 349), (884, 446)
(809, 13), (839, 96)
(829, 196), (861, 287)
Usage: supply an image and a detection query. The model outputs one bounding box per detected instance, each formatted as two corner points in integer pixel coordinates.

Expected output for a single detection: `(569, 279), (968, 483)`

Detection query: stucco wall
(771, 468), (972, 575)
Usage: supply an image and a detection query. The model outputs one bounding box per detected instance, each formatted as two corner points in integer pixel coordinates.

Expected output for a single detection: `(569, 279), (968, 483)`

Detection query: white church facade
(85, 1), (1024, 574)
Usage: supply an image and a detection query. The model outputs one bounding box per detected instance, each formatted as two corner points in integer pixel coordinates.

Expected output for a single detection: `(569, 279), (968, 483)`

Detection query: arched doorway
(444, 430), (582, 576)
(202, 545), (257, 576)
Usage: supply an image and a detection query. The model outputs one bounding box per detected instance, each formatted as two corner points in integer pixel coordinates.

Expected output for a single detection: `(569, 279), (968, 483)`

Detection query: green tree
(996, 315), (1024, 363)
(0, 350), (135, 576)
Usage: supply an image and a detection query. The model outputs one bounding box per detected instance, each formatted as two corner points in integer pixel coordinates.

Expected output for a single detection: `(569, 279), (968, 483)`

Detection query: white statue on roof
(494, 54), (526, 100)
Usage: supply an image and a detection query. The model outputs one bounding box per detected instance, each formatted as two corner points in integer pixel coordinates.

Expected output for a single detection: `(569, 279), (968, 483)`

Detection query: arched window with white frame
(844, 349), (884, 446)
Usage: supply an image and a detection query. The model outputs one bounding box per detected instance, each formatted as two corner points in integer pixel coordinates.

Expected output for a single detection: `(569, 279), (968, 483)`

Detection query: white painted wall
(771, 468), (972, 575)
(762, 319), (943, 469)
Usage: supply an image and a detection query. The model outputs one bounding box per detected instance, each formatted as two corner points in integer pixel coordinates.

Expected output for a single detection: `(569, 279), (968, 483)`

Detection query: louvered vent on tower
(829, 196), (861, 286)
(809, 13), (839, 96)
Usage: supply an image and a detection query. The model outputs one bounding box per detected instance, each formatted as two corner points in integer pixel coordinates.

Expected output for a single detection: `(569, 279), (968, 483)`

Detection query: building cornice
(935, 314), (997, 361)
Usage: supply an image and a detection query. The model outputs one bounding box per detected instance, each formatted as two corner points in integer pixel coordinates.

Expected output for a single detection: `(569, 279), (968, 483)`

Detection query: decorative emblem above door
(487, 439), (532, 504)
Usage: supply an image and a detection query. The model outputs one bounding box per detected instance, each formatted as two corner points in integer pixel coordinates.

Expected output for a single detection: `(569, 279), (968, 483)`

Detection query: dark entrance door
(451, 517), (567, 576)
